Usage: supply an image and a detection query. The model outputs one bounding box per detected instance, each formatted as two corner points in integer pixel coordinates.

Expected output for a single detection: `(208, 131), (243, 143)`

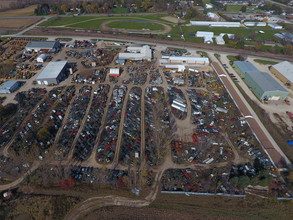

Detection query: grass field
(0, 5), (37, 17)
(40, 16), (97, 27)
(226, 5), (243, 12)
(107, 20), (164, 30)
(0, 18), (40, 28)
(254, 59), (278, 65)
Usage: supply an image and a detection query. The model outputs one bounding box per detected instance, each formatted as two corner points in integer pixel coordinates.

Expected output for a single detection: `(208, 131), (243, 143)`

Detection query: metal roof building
(118, 45), (152, 61)
(160, 56), (210, 66)
(244, 22), (266, 27)
(36, 61), (68, 85)
(190, 21), (241, 27)
(233, 61), (288, 100)
(270, 61), (293, 90)
(0, 81), (21, 94)
(25, 41), (60, 52)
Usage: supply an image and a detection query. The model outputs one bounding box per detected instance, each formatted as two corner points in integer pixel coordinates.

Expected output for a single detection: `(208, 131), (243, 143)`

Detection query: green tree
(240, 5), (247, 13)
(229, 176), (239, 186)
(238, 175), (250, 188)
(223, 34), (230, 44)
(37, 127), (50, 142)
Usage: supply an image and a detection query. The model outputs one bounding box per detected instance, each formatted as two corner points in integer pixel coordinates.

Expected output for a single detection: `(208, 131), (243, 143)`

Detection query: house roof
(272, 61), (293, 83)
(36, 61), (67, 80)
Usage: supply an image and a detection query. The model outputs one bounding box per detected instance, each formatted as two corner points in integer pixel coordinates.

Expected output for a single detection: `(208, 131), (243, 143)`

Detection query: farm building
(244, 22), (266, 27)
(25, 41), (60, 52)
(268, 23), (282, 29)
(0, 81), (21, 94)
(233, 61), (288, 100)
(118, 45), (152, 61)
(270, 61), (293, 90)
(190, 21), (241, 27)
(215, 36), (225, 45)
(160, 56), (210, 66)
(195, 31), (214, 44)
(36, 61), (68, 85)
(36, 54), (47, 63)
(109, 68), (120, 77)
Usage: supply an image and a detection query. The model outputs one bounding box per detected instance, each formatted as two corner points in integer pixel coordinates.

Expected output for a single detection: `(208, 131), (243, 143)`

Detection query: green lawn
(107, 20), (164, 30)
(226, 5), (243, 12)
(40, 16), (96, 26)
(227, 55), (239, 61)
(253, 59), (278, 65)
(111, 7), (128, 14)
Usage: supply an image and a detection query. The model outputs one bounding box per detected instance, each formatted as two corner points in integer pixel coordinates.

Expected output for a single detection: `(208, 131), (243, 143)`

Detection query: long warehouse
(233, 61), (288, 101)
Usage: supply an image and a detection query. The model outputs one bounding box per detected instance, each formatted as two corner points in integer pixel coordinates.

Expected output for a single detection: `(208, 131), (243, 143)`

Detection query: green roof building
(233, 61), (288, 101)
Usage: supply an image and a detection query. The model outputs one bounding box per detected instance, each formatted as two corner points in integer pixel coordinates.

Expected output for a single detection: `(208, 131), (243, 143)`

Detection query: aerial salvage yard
(0, 38), (292, 202)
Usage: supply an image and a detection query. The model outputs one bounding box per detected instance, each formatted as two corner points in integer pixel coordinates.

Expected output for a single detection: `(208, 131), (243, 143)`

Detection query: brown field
(0, 4), (37, 17)
(0, 18), (40, 28)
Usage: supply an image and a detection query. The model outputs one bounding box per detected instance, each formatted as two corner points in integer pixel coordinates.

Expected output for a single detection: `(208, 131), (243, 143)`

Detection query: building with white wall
(268, 23), (282, 29)
(190, 21), (241, 27)
(36, 61), (68, 85)
(118, 45), (152, 61)
(195, 31), (214, 44)
(160, 56), (210, 66)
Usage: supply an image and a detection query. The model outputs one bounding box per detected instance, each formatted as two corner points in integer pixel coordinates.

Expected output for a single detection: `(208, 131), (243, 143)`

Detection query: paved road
(211, 61), (290, 168)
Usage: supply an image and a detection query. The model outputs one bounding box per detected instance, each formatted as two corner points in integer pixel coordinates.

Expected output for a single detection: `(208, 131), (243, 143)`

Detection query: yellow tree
(60, 3), (69, 13)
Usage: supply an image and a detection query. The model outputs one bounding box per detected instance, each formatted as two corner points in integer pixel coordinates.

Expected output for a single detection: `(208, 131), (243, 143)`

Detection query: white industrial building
(195, 31), (214, 44)
(207, 12), (220, 21)
(160, 56), (210, 66)
(36, 61), (68, 85)
(205, 4), (213, 9)
(36, 54), (47, 63)
(109, 68), (120, 77)
(190, 21), (241, 27)
(215, 36), (225, 45)
(268, 23), (282, 29)
(244, 22), (267, 27)
(25, 41), (60, 52)
(118, 45), (152, 61)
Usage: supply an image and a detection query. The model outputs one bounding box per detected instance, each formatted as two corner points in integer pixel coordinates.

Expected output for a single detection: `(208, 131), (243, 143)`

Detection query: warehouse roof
(272, 61), (293, 83)
(169, 56), (209, 62)
(0, 80), (18, 90)
(36, 61), (67, 80)
(26, 41), (58, 49)
(247, 71), (288, 92)
(234, 61), (258, 73)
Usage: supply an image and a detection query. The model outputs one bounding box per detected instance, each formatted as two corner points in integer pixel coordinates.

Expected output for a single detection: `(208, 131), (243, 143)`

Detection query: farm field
(0, 18), (40, 28)
(0, 4), (37, 17)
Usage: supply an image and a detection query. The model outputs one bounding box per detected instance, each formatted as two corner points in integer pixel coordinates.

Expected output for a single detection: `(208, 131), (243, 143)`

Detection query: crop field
(107, 20), (164, 31)
(0, 4), (37, 17)
(0, 18), (40, 29)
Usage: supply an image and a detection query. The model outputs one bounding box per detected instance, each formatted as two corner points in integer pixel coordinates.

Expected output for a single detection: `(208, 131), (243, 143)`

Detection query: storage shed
(0, 81), (21, 94)
(109, 68), (120, 77)
(215, 36), (225, 45)
(233, 61), (288, 100)
(270, 61), (293, 90)
(268, 23), (282, 30)
(25, 41), (60, 52)
(36, 54), (47, 63)
(118, 45), (152, 61)
(36, 61), (68, 85)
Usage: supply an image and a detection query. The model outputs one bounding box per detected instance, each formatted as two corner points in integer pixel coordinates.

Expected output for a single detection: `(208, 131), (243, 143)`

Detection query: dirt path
(100, 20), (172, 35)
(0, 161), (40, 191)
